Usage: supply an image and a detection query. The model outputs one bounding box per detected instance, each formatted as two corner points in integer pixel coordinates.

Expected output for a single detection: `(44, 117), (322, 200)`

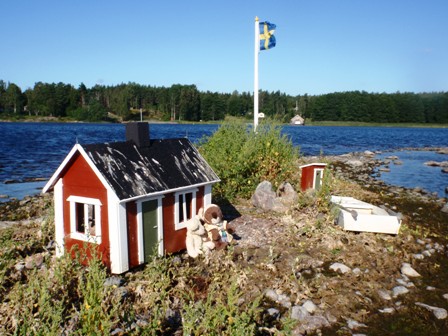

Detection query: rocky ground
(227, 151), (448, 335)
(1, 151), (448, 335)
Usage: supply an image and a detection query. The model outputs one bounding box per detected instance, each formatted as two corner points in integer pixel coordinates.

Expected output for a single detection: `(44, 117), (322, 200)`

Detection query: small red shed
(299, 163), (327, 191)
(42, 122), (220, 274)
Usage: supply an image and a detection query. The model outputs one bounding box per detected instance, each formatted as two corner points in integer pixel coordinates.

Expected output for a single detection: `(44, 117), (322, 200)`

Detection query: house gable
(62, 152), (111, 268)
(63, 152), (105, 194)
(42, 144), (115, 197)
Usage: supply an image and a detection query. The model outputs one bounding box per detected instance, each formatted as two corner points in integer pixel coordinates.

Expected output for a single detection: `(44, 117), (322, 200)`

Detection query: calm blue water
(0, 122), (447, 200)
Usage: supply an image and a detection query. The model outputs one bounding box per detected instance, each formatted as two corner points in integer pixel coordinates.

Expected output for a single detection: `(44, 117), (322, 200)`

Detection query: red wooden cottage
(42, 122), (220, 274)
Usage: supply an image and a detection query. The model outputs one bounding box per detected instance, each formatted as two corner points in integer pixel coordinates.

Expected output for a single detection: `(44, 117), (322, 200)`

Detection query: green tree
(200, 92), (214, 121)
(0, 80), (6, 112)
(179, 85), (201, 121)
(108, 84), (131, 119)
(79, 83), (88, 107)
(3, 83), (25, 114)
(227, 90), (246, 117)
(200, 92), (226, 121)
(26, 82), (57, 116)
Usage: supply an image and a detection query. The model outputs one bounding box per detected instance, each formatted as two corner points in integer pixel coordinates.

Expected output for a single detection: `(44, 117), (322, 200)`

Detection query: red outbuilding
(299, 163), (327, 191)
(43, 122), (220, 274)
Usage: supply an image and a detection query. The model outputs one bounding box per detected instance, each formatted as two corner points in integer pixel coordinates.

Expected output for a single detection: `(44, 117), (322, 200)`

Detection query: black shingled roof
(83, 138), (219, 200)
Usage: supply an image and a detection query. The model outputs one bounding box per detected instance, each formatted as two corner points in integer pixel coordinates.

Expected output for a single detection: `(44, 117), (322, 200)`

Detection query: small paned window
(67, 196), (102, 243)
(178, 192), (193, 223)
(175, 189), (197, 230)
(75, 202), (85, 233)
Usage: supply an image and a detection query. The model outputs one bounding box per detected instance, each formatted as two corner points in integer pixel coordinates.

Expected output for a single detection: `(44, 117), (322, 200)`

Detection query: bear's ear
(186, 217), (199, 231)
(204, 204), (223, 224)
(197, 207), (204, 219)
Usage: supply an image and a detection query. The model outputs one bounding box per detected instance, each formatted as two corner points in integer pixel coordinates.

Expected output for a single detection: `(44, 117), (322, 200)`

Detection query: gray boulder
(295, 315), (330, 334)
(346, 159), (364, 167)
(252, 181), (297, 213)
(415, 302), (448, 320)
(392, 285), (409, 298)
(377, 289), (392, 301)
(25, 253), (44, 269)
(401, 263), (421, 278)
(347, 318), (367, 330)
(276, 182), (298, 206)
(264, 288), (279, 302)
(441, 202), (448, 214)
(252, 181), (276, 211)
(267, 308), (280, 319)
(104, 276), (125, 287)
(291, 305), (310, 321)
(302, 300), (318, 314)
(329, 262), (351, 274)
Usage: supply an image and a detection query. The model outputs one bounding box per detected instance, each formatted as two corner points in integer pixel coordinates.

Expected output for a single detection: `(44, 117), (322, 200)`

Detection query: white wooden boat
(330, 196), (402, 234)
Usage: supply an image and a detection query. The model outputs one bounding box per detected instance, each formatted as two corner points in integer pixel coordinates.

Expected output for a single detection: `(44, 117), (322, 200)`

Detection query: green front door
(142, 199), (158, 262)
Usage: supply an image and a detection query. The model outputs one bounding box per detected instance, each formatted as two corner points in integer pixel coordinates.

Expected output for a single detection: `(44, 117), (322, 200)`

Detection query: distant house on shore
(290, 115), (305, 125)
(42, 122), (220, 274)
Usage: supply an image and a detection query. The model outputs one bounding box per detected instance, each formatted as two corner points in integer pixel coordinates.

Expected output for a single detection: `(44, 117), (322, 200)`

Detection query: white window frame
(313, 168), (325, 189)
(174, 188), (198, 230)
(67, 195), (102, 244)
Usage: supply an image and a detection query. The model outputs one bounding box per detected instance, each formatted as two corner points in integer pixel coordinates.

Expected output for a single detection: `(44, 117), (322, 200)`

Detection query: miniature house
(42, 122), (220, 274)
(299, 163), (327, 191)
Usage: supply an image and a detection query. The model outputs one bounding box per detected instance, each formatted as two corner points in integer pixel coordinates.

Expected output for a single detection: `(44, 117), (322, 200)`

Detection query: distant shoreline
(0, 117), (220, 125)
(1, 116), (448, 128)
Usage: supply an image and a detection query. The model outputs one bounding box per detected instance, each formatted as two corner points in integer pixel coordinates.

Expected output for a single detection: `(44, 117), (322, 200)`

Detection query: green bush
(67, 101), (107, 121)
(181, 278), (260, 335)
(76, 251), (122, 335)
(3, 245), (123, 336)
(199, 122), (299, 201)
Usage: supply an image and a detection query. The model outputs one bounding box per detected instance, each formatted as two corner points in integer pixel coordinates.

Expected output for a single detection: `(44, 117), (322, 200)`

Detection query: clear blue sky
(2, 0), (447, 95)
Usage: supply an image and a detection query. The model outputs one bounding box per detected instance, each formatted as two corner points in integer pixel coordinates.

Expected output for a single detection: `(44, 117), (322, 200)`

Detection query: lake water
(375, 150), (448, 197)
(0, 122), (447, 201)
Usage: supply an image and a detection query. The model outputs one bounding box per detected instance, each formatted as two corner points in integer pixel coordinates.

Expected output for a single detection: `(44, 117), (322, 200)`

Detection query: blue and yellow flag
(259, 21), (276, 51)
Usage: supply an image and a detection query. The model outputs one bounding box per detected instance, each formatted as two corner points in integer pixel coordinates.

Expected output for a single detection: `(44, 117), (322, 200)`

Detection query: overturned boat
(330, 196), (402, 234)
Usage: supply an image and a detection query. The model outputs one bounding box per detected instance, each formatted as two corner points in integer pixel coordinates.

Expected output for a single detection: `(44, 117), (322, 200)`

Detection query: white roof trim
(42, 144), (80, 193)
(42, 143), (116, 197)
(118, 179), (220, 204)
(299, 163), (327, 169)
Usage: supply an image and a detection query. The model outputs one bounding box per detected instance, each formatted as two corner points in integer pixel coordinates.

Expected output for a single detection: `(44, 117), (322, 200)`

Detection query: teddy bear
(200, 204), (236, 249)
(185, 214), (215, 258)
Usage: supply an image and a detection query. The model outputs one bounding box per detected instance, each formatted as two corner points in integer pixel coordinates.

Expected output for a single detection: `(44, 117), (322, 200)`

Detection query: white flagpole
(254, 16), (260, 131)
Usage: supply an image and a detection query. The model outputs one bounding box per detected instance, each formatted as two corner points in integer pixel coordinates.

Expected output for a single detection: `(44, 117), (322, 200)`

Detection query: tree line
(1, 80), (447, 123)
(306, 91), (448, 123)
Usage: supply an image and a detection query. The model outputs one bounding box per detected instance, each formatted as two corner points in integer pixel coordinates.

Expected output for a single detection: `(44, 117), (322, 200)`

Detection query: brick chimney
(126, 122), (150, 147)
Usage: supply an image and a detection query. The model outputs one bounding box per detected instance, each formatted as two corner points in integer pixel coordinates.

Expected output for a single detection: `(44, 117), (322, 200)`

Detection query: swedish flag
(259, 21), (276, 51)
